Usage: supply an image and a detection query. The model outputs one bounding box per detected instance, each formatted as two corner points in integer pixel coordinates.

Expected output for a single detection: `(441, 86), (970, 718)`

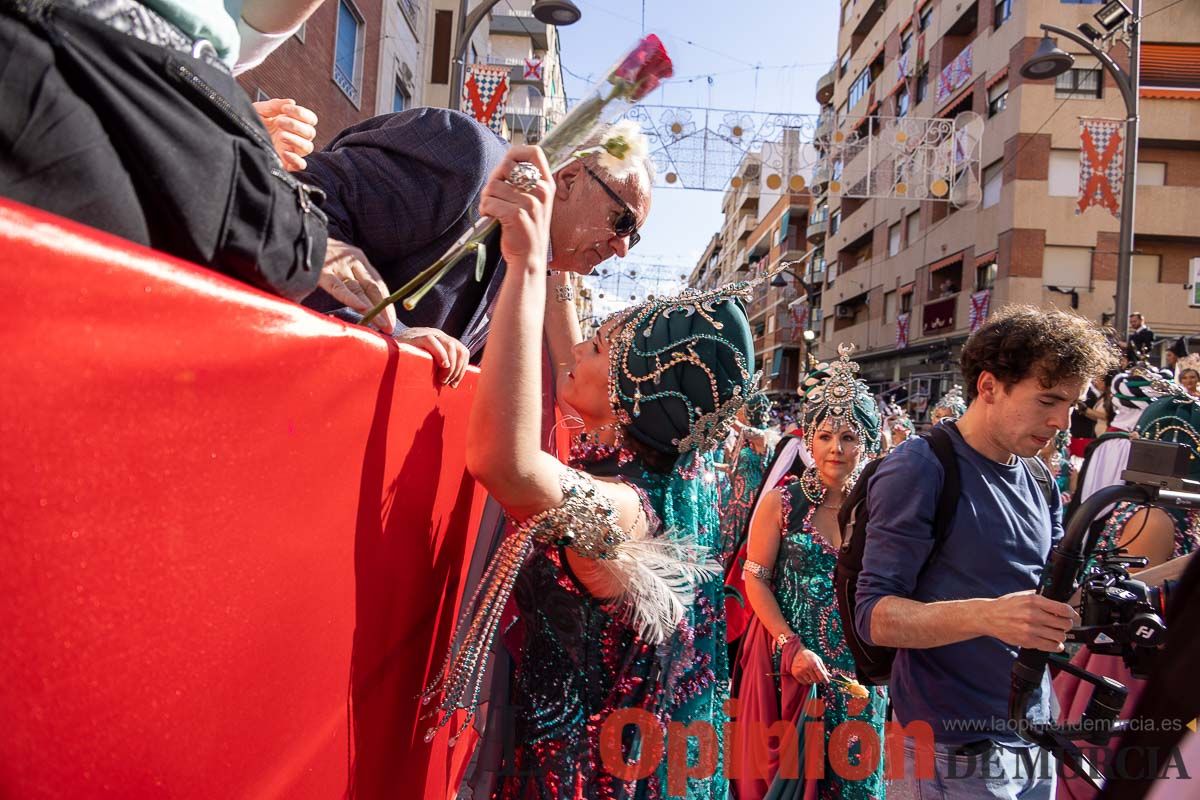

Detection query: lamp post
(446, 0), (582, 112)
(1020, 0), (1141, 341)
(771, 266), (820, 366)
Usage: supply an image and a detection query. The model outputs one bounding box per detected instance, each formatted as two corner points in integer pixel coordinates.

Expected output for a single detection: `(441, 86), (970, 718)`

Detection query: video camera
(1008, 439), (1199, 787)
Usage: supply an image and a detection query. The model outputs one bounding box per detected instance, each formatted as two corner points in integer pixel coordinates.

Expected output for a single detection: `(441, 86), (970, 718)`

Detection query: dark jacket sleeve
(297, 108), (508, 269)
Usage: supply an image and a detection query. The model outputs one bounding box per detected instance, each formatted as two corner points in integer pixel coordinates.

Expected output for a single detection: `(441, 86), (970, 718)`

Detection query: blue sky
(557, 0), (841, 276)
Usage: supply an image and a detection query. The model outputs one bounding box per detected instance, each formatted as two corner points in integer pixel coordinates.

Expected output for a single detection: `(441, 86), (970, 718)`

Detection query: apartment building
(745, 192), (814, 398)
(804, 0), (1200, 418)
(238, 0), (402, 148)
(424, 0), (567, 144)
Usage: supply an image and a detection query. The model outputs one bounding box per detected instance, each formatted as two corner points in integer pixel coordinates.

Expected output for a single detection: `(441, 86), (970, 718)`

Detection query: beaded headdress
(932, 385), (967, 418)
(797, 343), (881, 457)
(1135, 395), (1200, 480)
(606, 281), (762, 462)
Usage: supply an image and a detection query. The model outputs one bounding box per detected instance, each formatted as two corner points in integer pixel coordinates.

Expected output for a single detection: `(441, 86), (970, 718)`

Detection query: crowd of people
(4, 3), (1200, 799)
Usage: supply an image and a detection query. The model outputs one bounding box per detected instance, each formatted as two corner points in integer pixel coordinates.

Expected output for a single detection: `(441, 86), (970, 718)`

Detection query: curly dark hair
(960, 305), (1120, 402)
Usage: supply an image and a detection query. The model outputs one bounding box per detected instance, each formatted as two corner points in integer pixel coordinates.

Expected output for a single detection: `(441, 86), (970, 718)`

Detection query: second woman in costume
(733, 346), (888, 800)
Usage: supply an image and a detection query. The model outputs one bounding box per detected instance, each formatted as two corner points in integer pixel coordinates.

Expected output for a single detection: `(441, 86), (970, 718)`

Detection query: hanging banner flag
(896, 312), (910, 349)
(462, 64), (510, 135)
(936, 43), (973, 106)
(523, 57), (544, 81)
(789, 299), (808, 330)
(897, 52), (911, 83)
(1078, 118), (1124, 218)
(969, 289), (991, 332)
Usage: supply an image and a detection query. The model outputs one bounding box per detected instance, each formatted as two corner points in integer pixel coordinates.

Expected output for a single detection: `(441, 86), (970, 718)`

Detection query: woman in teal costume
(421, 144), (770, 799)
(735, 346), (887, 800)
(717, 396), (772, 571)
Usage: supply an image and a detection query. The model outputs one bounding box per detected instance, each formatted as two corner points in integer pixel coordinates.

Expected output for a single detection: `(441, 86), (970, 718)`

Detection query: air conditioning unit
(835, 305), (855, 319)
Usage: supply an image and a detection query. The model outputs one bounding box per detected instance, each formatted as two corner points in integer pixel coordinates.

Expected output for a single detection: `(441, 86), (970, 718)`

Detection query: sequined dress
(486, 449), (730, 800)
(771, 480), (887, 800)
(717, 445), (767, 572)
(1095, 502), (1200, 562)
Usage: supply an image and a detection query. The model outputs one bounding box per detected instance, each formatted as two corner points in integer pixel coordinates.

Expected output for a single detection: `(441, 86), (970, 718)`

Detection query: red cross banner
(969, 289), (991, 332)
(896, 312), (910, 349)
(1078, 118), (1124, 218)
(523, 57), (544, 81)
(462, 64), (510, 135)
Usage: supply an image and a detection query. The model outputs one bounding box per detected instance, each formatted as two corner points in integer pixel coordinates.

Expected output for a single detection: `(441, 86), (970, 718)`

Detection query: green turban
(610, 289), (758, 457)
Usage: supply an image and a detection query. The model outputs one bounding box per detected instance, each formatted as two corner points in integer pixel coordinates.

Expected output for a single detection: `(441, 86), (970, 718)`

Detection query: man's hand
(319, 239), (397, 334)
(252, 98), (318, 171)
(788, 647), (832, 684)
(395, 328), (470, 388)
(983, 590), (1079, 652)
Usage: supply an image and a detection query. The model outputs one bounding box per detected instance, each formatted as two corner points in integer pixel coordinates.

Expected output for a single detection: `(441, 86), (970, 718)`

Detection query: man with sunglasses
(297, 107), (651, 386)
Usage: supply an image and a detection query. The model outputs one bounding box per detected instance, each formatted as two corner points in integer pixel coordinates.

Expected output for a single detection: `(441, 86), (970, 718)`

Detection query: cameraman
(856, 306), (1119, 799)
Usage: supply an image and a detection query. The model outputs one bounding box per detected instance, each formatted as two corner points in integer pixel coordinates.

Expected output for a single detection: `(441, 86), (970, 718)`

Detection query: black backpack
(833, 421), (1056, 685)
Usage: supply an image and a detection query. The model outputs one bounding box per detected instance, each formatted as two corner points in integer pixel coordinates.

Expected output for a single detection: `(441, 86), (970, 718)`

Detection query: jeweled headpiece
(933, 385), (967, 417)
(1136, 395), (1200, 480)
(798, 343), (881, 456)
(607, 282), (760, 459)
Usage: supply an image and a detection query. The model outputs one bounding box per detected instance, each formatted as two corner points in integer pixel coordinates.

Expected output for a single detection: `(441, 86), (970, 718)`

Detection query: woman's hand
(788, 647), (832, 684)
(252, 98), (318, 171)
(477, 146), (555, 270)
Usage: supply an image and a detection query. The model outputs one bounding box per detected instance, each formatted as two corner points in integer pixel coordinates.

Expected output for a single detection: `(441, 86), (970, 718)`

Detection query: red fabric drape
(0, 201), (489, 798)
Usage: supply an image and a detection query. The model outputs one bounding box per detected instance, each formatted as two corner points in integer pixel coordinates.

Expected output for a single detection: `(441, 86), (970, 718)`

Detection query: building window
(896, 84), (910, 116)
(900, 28), (913, 55)
(839, 50), (851, 78)
(1049, 150), (1080, 197)
(884, 290), (897, 323)
(994, 0), (1012, 28)
(888, 222), (902, 256)
(830, 208), (841, 236)
(333, 0), (365, 103)
(918, 5), (933, 31)
(988, 77), (1009, 116)
(1042, 246), (1092, 288)
(1056, 63), (1103, 99)
(431, 9), (453, 85)
(905, 210), (920, 245)
(900, 290), (913, 314)
(982, 159), (1003, 208)
(1137, 162), (1166, 186)
(976, 260), (997, 290)
(915, 64), (929, 103)
(841, 0), (851, 26)
(393, 77), (410, 113)
(1134, 254), (1162, 284)
(848, 67), (872, 108)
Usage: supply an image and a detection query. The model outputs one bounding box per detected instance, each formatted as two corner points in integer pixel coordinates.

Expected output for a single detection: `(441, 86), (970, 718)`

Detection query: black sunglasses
(581, 163), (641, 249)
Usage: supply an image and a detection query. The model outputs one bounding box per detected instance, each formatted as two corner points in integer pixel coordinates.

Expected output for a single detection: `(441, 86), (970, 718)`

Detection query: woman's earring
(800, 466), (826, 505)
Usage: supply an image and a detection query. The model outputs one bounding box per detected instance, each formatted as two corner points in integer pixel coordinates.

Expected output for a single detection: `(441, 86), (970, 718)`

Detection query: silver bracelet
(556, 284), (574, 303)
(742, 558), (772, 581)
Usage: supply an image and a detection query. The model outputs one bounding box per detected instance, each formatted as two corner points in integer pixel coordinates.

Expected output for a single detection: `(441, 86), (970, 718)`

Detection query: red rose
(612, 34), (674, 101)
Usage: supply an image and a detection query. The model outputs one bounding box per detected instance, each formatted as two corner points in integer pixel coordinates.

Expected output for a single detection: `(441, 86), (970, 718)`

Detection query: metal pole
(1114, 0), (1141, 343)
(446, 0), (503, 110)
(1038, 20), (1140, 341)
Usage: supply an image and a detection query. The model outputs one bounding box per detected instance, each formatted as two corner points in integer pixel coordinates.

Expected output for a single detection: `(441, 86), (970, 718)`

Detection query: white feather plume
(598, 530), (721, 644)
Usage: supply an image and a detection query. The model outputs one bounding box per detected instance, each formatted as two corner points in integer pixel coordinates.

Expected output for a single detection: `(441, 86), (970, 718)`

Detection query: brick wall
(237, 0), (384, 150)
(1141, 146), (1200, 188)
(999, 228), (1045, 278)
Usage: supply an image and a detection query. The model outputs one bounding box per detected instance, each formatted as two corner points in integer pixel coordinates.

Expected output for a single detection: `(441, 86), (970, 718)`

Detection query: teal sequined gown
(482, 448), (731, 800)
(772, 480), (887, 800)
(718, 445), (767, 571)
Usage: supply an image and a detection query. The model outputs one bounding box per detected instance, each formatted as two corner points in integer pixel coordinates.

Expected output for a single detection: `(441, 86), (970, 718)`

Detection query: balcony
(490, 10), (550, 49)
(936, 42), (974, 108)
(814, 109), (835, 143)
(807, 206), (829, 242)
(815, 64), (836, 106)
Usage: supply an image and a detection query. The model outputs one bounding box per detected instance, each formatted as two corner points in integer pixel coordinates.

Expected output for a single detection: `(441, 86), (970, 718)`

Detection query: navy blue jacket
(299, 108), (508, 353)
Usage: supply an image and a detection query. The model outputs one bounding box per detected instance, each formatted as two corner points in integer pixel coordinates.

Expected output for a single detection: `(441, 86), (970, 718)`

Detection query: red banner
(896, 312), (910, 349)
(922, 296), (956, 335)
(0, 201), (489, 798)
(1078, 118), (1125, 218)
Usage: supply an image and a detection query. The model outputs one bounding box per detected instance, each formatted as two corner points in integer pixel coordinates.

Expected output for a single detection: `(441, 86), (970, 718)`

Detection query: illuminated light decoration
(666, 172), (678, 184)
(789, 175), (806, 191)
(930, 178), (949, 197)
(766, 174), (782, 189)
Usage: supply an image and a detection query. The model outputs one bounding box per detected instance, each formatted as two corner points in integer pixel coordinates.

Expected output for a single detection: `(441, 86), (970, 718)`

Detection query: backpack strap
(1020, 455), (1056, 507)
(922, 421), (963, 562)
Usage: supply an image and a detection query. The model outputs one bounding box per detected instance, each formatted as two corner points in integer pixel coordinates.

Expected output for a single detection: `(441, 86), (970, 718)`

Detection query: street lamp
(1019, 1), (1141, 341)
(446, 0), (582, 111)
